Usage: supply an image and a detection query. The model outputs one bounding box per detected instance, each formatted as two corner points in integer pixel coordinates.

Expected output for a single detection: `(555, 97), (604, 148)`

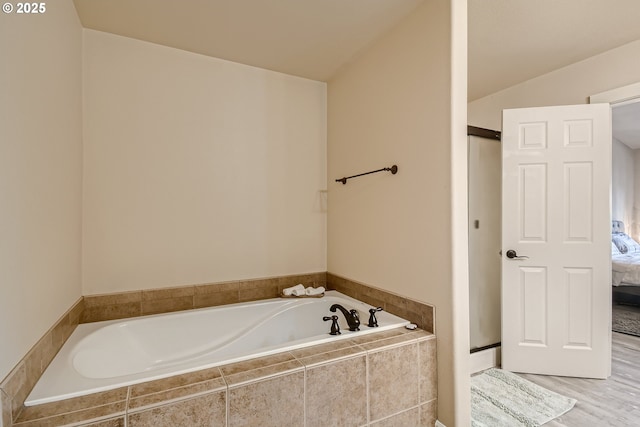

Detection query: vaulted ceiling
(73, 0), (640, 144)
(72, 0), (424, 82)
(468, 0), (640, 101)
(74, 0), (640, 97)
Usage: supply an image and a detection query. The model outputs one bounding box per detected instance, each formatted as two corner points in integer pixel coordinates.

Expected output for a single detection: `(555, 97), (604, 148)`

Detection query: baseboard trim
(435, 420), (446, 427)
(470, 346), (501, 374)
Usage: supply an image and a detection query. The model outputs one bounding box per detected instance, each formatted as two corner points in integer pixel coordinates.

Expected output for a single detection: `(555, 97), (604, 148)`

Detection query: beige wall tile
(237, 279), (273, 291)
(81, 303), (141, 323)
(139, 284), (199, 314)
(238, 285), (279, 302)
(79, 417), (125, 427)
(1, 389), (11, 427)
(228, 372), (304, 427)
(8, 324), (435, 427)
(0, 363), (26, 420)
(359, 295), (387, 313)
(3, 273), (438, 427)
(370, 407), (420, 427)
(326, 274), (434, 333)
(83, 292), (142, 307)
(82, 291), (142, 322)
(406, 299), (434, 333)
(290, 340), (366, 368)
(129, 368), (226, 412)
(140, 296), (193, 316)
(223, 360), (303, 388)
(13, 401), (125, 427)
(51, 319), (69, 355)
(419, 338), (437, 403)
(81, 274), (328, 323)
(130, 367), (224, 398)
(141, 286), (194, 301)
(16, 388), (127, 422)
(385, 303), (423, 330)
(68, 299), (84, 327)
(295, 346), (365, 369)
(326, 274), (362, 299)
(194, 281), (240, 308)
(196, 281), (240, 294)
(289, 339), (357, 359)
(276, 273), (327, 292)
(420, 400), (437, 427)
(1, 297), (86, 420)
(80, 272), (328, 323)
(219, 353), (298, 378)
(128, 392), (225, 427)
(23, 354), (43, 403)
(194, 289), (239, 308)
(51, 298), (83, 351)
(351, 328), (429, 351)
(349, 328), (408, 346)
(361, 288), (405, 311)
(305, 356), (367, 427)
(368, 343), (419, 422)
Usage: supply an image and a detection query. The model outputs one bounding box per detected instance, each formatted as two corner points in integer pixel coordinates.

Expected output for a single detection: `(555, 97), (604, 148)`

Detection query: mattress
(612, 252), (640, 286)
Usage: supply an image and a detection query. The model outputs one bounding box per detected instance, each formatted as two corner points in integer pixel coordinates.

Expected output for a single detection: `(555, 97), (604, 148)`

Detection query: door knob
(505, 249), (529, 260)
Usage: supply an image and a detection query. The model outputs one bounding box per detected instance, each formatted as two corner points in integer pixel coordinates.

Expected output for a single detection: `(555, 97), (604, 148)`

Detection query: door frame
(467, 126), (503, 373)
(590, 82), (640, 106)
(590, 81), (640, 355)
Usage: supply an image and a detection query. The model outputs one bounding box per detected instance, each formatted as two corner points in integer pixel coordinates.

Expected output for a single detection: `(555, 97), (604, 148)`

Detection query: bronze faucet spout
(329, 304), (360, 331)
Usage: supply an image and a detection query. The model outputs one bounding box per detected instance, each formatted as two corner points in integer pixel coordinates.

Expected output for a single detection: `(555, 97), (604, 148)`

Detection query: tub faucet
(367, 307), (383, 327)
(323, 315), (341, 335)
(330, 304), (360, 331)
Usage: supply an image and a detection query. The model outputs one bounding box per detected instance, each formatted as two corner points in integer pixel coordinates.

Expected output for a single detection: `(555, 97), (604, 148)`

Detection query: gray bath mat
(612, 304), (640, 337)
(471, 368), (576, 427)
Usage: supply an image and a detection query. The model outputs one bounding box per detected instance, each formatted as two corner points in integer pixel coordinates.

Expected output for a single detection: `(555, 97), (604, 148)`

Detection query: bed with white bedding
(611, 220), (640, 304)
(612, 252), (640, 286)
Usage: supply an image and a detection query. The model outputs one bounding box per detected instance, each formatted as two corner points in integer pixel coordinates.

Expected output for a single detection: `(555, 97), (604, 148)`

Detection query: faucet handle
(323, 315), (341, 335)
(367, 307), (383, 327)
(349, 309), (360, 331)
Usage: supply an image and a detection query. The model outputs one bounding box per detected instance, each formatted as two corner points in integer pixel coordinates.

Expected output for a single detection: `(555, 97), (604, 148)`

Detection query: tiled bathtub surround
(81, 272), (434, 335)
(0, 298), (84, 425)
(12, 328), (436, 426)
(327, 273), (435, 333)
(81, 272), (327, 323)
(1, 271), (436, 426)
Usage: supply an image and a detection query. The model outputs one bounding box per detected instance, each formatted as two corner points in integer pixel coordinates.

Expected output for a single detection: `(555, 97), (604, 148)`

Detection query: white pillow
(612, 233), (640, 254)
(612, 241), (622, 255)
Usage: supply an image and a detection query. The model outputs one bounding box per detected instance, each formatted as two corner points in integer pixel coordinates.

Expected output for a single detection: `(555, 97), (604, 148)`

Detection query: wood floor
(517, 332), (640, 426)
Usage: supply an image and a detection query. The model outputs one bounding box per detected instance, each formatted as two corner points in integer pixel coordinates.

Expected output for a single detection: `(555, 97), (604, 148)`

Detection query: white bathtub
(26, 291), (409, 406)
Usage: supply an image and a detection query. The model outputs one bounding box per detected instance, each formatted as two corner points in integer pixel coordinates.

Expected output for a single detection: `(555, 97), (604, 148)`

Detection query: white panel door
(501, 104), (611, 379)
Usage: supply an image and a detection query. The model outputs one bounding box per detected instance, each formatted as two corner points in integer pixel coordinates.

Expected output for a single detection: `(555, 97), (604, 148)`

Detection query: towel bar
(335, 165), (398, 185)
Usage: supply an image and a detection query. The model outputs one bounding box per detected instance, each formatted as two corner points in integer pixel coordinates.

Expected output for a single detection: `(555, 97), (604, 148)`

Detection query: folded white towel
(291, 287), (306, 296)
(305, 286), (325, 296)
(283, 284), (305, 296)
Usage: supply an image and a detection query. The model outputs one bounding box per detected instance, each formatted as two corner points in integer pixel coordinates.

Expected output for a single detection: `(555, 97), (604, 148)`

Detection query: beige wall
(469, 39), (640, 130)
(327, 0), (469, 424)
(1, 4), (471, 422)
(0, 1), (83, 380)
(82, 30), (327, 295)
